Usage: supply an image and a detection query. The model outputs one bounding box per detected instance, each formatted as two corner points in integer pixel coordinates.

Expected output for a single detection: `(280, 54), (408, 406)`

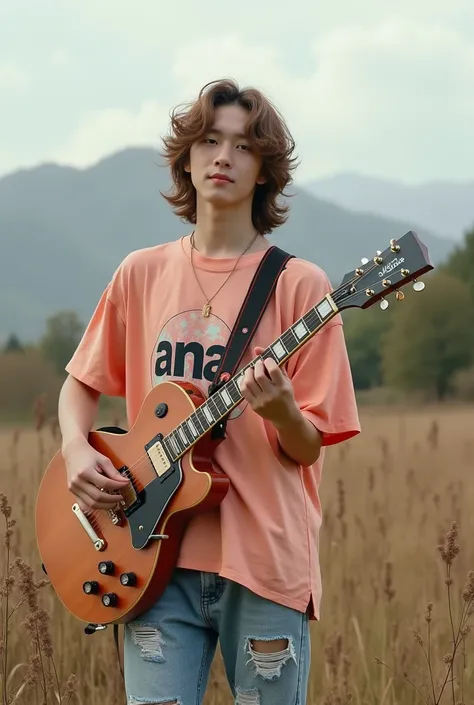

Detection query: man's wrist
(271, 401), (304, 432)
(62, 434), (90, 458)
(273, 403), (322, 466)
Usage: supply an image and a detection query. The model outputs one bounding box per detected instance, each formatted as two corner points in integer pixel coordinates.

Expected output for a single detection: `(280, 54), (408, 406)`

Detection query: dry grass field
(0, 402), (473, 704)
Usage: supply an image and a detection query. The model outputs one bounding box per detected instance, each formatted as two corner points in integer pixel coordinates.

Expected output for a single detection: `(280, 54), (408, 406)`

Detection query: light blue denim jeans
(123, 567), (311, 704)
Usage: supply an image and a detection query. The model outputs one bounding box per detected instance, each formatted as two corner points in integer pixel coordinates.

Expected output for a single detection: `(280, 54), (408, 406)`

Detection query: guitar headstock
(333, 230), (434, 312)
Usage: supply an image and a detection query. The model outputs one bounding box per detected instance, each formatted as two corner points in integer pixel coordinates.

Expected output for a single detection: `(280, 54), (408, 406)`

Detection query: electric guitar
(35, 230), (433, 629)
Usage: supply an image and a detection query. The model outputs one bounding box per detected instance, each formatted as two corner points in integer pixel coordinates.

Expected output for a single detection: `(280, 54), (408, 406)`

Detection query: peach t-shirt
(65, 235), (360, 619)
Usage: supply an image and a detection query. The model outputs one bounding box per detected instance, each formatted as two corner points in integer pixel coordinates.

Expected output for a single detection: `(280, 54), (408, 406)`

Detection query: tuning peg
(376, 250), (382, 256)
(361, 257), (369, 265)
(390, 238), (401, 253)
(413, 279), (425, 292)
(395, 290), (405, 301)
(380, 298), (389, 310)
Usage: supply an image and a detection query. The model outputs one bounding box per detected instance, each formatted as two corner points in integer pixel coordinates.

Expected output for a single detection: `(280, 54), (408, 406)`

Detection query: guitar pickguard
(126, 461), (183, 550)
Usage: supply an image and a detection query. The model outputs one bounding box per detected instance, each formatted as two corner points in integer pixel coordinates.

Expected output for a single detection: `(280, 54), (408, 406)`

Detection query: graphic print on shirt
(150, 309), (247, 420)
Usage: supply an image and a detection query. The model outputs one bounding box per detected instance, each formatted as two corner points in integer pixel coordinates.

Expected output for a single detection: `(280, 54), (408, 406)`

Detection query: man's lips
(209, 173), (233, 182)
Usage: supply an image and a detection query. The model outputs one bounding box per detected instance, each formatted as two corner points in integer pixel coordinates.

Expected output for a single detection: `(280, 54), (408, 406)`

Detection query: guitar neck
(161, 293), (339, 461)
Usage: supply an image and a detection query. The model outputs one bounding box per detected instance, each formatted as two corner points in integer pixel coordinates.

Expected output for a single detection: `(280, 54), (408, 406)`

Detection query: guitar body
(35, 381), (229, 626)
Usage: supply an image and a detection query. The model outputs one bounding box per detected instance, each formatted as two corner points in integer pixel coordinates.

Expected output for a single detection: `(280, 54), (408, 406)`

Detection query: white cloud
(52, 100), (169, 168)
(299, 22), (474, 181)
(73, 0), (474, 51)
(49, 49), (73, 69)
(171, 37), (281, 95)
(167, 22), (474, 182)
(0, 63), (30, 91)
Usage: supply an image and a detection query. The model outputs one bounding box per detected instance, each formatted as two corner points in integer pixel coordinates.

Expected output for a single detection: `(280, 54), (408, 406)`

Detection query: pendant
(202, 303), (211, 318)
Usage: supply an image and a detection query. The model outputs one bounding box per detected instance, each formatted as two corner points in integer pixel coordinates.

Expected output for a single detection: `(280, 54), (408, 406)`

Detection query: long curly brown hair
(160, 78), (298, 235)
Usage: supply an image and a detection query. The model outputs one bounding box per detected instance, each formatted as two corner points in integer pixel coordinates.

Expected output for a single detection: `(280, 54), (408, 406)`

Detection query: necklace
(190, 231), (259, 317)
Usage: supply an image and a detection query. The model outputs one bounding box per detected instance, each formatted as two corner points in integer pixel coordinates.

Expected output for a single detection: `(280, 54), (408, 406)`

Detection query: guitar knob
(120, 572), (137, 587)
(98, 561), (115, 575)
(155, 402), (168, 418)
(413, 280), (425, 292)
(380, 298), (389, 311)
(83, 580), (99, 595)
(102, 593), (118, 607)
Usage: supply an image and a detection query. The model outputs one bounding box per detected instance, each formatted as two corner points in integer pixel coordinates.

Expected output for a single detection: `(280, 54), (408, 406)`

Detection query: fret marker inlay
(221, 389), (233, 407)
(271, 342), (286, 360)
(294, 321), (308, 339)
(316, 300), (332, 318)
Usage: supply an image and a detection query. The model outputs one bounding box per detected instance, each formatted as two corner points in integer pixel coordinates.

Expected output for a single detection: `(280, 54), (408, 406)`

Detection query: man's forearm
(59, 375), (101, 453)
(273, 404), (322, 466)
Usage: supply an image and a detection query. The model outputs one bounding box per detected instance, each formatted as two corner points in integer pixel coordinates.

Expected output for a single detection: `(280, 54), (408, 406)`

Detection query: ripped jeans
(123, 568), (310, 705)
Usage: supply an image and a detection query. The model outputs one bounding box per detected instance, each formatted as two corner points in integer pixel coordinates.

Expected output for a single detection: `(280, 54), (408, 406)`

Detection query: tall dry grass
(0, 351), (63, 423)
(0, 401), (473, 704)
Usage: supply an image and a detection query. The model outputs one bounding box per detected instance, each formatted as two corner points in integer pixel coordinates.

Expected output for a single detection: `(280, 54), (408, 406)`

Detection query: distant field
(0, 403), (473, 704)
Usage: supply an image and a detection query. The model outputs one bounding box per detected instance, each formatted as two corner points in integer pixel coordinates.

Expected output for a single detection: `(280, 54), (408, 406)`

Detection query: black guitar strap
(208, 244), (294, 439)
(211, 245), (294, 386)
(112, 243), (294, 675)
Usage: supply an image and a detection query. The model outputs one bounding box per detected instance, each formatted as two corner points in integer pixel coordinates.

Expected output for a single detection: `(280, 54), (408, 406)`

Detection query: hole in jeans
(244, 636), (297, 681)
(235, 686), (261, 704)
(129, 623), (165, 663)
(128, 697), (179, 705)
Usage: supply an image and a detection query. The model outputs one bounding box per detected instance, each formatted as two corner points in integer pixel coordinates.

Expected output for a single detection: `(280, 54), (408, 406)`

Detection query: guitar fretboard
(161, 294), (338, 461)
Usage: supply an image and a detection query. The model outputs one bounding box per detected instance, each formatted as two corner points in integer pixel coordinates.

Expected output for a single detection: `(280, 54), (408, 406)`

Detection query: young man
(60, 79), (360, 705)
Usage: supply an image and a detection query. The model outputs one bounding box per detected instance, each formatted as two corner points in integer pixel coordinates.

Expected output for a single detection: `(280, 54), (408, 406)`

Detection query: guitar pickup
(144, 435), (171, 478)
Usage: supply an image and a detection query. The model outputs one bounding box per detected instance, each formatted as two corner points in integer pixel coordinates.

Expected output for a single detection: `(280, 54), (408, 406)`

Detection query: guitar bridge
(106, 508), (122, 526)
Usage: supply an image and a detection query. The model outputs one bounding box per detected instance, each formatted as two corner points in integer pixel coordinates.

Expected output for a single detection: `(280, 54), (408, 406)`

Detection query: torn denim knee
(243, 636), (296, 681)
(235, 686), (261, 704)
(130, 622), (166, 663)
(128, 698), (180, 705)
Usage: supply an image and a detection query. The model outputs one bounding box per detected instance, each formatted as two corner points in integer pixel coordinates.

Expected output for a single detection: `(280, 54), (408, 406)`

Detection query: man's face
(186, 104), (266, 209)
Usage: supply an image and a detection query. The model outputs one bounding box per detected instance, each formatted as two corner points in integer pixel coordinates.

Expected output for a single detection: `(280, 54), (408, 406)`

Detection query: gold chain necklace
(190, 231), (259, 317)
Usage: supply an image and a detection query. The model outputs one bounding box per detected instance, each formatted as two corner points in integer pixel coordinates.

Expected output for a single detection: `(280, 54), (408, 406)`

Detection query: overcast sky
(1, 0), (473, 184)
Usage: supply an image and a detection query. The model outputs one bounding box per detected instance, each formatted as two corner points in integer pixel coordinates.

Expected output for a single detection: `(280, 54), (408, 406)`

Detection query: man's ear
(184, 163), (191, 173)
(256, 174), (267, 185)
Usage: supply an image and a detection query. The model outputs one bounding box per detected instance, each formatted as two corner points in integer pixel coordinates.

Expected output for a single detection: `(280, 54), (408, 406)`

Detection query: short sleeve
(289, 323), (360, 446)
(65, 273), (127, 398)
(283, 263), (360, 447)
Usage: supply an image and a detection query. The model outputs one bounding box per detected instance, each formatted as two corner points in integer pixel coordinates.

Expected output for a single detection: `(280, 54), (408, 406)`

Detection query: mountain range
(304, 173), (474, 241)
(0, 147), (457, 343)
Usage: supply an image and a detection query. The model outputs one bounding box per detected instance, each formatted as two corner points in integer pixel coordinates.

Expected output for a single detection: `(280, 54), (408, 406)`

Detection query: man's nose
(213, 143), (232, 167)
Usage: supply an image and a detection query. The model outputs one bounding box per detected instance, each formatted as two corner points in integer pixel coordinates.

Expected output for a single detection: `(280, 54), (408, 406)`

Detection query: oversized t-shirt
(65, 234), (361, 619)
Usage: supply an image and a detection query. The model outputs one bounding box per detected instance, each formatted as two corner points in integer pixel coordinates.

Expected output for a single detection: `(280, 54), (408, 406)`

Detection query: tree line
(2, 225), (474, 408)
